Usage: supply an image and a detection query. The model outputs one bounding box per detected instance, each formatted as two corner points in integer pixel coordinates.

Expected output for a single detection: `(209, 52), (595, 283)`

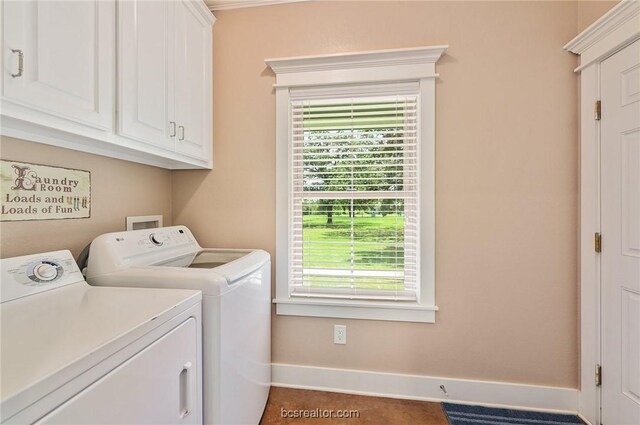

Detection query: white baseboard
(578, 413), (594, 425)
(272, 363), (579, 414)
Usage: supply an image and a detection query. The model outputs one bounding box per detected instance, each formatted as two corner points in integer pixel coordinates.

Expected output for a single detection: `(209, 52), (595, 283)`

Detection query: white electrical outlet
(334, 325), (347, 345)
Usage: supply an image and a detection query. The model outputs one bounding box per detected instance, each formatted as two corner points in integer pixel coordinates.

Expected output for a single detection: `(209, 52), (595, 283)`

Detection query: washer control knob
(33, 263), (58, 281)
(149, 233), (163, 246)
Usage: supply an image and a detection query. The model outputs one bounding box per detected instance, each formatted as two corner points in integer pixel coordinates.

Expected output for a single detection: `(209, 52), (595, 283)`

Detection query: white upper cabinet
(2, 0), (114, 130)
(118, 0), (175, 151)
(118, 0), (213, 160)
(174, 0), (212, 160)
(1, 0), (215, 170)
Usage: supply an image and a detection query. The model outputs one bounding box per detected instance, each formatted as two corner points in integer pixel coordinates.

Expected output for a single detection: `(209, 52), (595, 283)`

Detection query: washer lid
(0, 281), (201, 421)
(87, 249), (270, 296)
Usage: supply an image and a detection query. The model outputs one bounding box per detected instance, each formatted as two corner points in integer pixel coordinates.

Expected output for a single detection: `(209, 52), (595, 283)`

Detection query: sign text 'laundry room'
(0, 160), (91, 221)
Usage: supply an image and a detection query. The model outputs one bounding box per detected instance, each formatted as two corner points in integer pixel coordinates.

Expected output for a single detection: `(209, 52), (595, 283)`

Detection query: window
(291, 96), (418, 301)
(267, 46), (446, 322)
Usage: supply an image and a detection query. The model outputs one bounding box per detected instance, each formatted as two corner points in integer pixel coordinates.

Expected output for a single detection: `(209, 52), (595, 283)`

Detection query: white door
(118, 0), (175, 151)
(36, 318), (200, 425)
(601, 38), (640, 425)
(174, 0), (212, 161)
(2, 0), (114, 130)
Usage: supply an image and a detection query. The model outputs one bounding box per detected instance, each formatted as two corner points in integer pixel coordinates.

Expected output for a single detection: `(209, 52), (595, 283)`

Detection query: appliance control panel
(105, 226), (199, 260)
(1, 250), (84, 303)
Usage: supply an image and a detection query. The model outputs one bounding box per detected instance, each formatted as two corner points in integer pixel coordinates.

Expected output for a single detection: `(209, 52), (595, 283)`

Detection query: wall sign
(1, 160), (91, 221)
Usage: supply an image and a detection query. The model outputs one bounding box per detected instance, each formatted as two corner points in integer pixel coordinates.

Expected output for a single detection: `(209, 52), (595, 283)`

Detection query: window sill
(273, 298), (437, 323)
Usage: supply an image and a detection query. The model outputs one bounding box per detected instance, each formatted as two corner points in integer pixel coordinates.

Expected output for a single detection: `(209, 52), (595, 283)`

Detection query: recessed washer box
(126, 215), (163, 231)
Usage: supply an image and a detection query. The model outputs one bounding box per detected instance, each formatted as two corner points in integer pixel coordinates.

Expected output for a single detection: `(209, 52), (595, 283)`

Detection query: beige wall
(0, 136), (172, 258)
(172, 1), (589, 388)
(577, 0), (618, 32)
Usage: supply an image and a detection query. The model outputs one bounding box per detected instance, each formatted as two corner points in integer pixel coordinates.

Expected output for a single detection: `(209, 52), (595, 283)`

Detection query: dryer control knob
(34, 263), (58, 281)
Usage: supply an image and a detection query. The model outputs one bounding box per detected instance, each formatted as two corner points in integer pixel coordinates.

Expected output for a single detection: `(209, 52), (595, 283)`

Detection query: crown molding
(266, 46), (447, 88)
(205, 0), (309, 11)
(564, 0), (639, 70)
(564, 0), (639, 53)
(266, 45), (447, 74)
(192, 0), (217, 24)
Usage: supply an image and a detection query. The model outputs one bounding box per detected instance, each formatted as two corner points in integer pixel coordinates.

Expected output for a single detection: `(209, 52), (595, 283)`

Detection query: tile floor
(259, 387), (449, 425)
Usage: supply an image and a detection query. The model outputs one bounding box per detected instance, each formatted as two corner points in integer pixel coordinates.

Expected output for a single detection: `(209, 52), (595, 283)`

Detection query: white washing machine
(85, 226), (271, 425)
(0, 250), (203, 425)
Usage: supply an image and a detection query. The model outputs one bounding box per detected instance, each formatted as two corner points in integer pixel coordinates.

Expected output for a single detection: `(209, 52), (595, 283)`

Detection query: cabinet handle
(178, 125), (185, 141)
(179, 361), (193, 418)
(11, 49), (23, 78)
(169, 121), (176, 137)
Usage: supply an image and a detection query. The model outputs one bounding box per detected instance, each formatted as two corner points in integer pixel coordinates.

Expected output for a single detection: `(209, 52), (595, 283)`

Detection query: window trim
(266, 46), (447, 323)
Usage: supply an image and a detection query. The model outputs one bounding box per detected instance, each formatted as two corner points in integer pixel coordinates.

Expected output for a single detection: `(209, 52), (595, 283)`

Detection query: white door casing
(601, 38), (640, 425)
(564, 2), (640, 423)
(2, 0), (114, 130)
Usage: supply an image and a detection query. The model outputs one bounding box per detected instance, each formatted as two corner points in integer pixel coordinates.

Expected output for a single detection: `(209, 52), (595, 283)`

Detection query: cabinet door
(35, 318), (200, 425)
(118, 0), (175, 151)
(174, 0), (212, 161)
(1, 0), (114, 130)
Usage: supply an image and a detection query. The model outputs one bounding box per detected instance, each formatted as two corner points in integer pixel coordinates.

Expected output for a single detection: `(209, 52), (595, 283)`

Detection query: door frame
(564, 2), (640, 424)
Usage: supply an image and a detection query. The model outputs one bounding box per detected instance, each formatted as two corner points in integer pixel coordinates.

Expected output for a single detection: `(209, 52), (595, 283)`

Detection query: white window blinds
(290, 95), (419, 301)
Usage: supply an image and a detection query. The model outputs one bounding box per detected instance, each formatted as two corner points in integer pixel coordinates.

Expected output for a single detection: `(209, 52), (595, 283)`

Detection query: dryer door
(35, 318), (199, 425)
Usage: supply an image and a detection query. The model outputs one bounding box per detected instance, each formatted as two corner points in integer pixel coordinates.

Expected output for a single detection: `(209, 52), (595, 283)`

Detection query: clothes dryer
(0, 250), (202, 424)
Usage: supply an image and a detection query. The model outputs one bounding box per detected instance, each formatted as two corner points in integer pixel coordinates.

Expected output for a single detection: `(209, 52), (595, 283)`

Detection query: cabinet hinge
(595, 364), (602, 386)
(594, 100), (601, 121)
(595, 233), (602, 253)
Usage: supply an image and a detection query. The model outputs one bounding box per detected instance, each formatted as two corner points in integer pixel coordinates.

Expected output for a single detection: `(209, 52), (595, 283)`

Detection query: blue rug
(442, 403), (583, 425)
